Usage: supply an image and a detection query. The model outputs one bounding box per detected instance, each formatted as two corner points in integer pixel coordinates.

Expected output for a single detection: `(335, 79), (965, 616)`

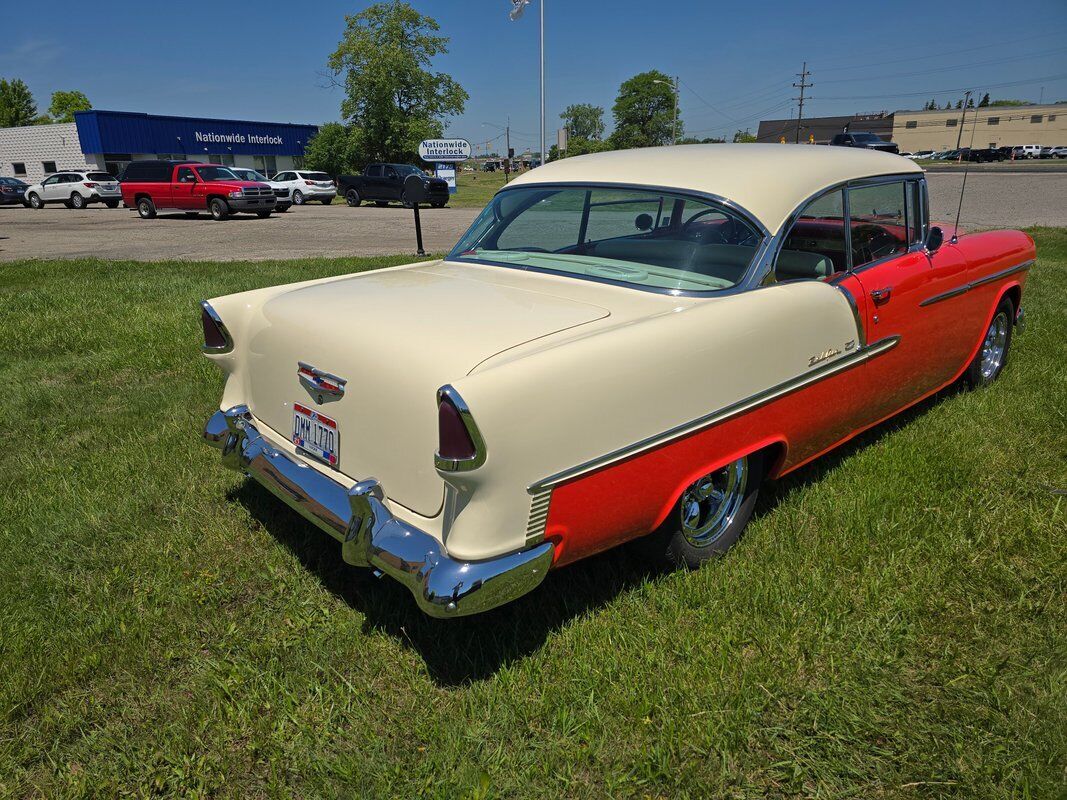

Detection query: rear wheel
(964, 296), (1014, 388)
(320, 198), (332, 205)
(345, 189), (361, 207)
(209, 198), (229, 220)
(137, 197), (156, 219)
(640, 452), (763, 568)
(105, 200), (120, 209)
(374, 200), (388, 207)
(28, 193), (43, 209)
(70, 193), (86, 209)
(292, 190), (305, 205)
(256, 209), (272, 218)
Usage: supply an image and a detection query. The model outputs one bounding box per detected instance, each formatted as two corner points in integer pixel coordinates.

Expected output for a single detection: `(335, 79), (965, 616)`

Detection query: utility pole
(793, 62), (812, 144)
(954, 89), (972, 153)
(505, 117), (511, 184)
(672, 75), (679, 144)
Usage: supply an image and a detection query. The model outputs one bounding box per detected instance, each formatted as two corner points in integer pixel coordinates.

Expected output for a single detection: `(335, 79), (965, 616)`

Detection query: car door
(41, 174), (65, 201)
(384, 165), (402, 200)
(847, 178), (973, 422)
(173, 166), (198, 209)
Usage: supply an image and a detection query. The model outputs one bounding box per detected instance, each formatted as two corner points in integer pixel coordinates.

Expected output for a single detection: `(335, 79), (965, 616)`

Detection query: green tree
(609, 70), (676, 149)
(48, 90), (92, 123)
(978, 92), (990, 107)
(989, 99), (1029, 107)
(304, 122), (364, 176)
(0, 78), (37, 127)
(732, 129), (757, 143)
(560, 103), (604, 141)
(326, 1), (467, 164)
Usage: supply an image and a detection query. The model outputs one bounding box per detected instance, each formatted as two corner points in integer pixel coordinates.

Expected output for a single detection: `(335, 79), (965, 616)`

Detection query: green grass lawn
(1, 232), (1064, 798)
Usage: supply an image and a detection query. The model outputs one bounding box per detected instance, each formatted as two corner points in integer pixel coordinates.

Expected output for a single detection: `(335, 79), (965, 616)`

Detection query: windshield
(232, 169), (267, 181)
(448, 186), (764, 293)
(391, 165), (426, 177)
(197, 166), (240, 181)
(854, 133), (882, 142)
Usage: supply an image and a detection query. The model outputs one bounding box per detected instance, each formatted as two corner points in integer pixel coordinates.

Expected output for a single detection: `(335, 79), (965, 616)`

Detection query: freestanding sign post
(419, 139), (470, 198)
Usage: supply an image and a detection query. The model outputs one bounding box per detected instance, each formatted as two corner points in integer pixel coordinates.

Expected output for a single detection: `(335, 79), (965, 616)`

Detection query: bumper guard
(204, 406), (553, 617)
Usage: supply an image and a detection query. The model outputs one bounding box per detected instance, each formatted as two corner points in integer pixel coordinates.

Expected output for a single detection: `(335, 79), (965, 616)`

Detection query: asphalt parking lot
(1, 172), (1063, 262)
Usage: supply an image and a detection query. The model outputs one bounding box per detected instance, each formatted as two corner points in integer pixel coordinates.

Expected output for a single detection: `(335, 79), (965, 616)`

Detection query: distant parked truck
(120, 160), (276, 220)
(336, 163), (449, 208)
(829, 132), (899, 154)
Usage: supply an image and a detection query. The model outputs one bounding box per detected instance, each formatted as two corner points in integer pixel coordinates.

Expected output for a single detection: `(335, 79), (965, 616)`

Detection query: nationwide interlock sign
(418, 139), (472, 162)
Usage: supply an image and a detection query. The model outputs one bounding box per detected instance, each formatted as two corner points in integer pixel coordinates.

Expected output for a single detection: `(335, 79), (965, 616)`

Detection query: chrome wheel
(679, 457), (749, 548)
(979, 311), (1009, 381)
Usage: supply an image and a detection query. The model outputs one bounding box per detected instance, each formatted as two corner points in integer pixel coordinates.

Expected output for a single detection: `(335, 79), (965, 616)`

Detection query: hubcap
(679, 457), (749, 547)
(979, 311), (1009, 380)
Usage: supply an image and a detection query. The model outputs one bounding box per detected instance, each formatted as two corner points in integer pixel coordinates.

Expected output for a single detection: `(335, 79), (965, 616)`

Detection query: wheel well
(759, 441), (789, 479)
(135, 193), (152, 203)
(1001, 284), (1022, 317)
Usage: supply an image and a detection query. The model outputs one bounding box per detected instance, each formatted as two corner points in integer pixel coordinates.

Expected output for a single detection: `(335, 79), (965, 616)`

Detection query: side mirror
(634, 213), (654, 231)
(925, 226), (943, 253)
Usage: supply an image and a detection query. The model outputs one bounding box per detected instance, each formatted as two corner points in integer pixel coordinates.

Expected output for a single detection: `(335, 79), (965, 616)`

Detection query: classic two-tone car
(201, 145), (1033, 617)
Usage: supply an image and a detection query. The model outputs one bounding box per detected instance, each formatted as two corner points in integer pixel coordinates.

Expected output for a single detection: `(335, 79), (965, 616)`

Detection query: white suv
(229, 167), (293, 211)
(25, 170), (122, 209)
(271, 170), (336, 205)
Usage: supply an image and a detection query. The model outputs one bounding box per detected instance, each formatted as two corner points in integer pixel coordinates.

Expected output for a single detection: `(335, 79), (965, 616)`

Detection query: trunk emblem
(298, 362), (347, 404)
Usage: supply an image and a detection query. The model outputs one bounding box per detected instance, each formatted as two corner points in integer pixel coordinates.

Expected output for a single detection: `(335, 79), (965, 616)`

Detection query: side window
(43, 176), (59, 185)
(385, 166), (399, 179)
(367, 165), (382, 177)
(776, 189), (846, 281)
(849, 181), (907, 268)
(177, 167), (196, 183)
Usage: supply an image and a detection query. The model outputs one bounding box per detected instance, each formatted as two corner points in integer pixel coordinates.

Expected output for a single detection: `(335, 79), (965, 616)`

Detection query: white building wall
(0, 123), (96, 182)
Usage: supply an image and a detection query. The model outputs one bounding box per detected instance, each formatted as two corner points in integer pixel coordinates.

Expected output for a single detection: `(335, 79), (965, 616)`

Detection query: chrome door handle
(871, 287), (893, 306)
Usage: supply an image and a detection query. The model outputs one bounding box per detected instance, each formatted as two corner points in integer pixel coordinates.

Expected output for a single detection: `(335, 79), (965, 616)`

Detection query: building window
(905, 121), (917, 129)
(946, 118), (957, 127)
(987, 116), (999, 126)
(42, 161), (57, 174)
(12, 162), (26, 175)
(294, 156), (306, 169)
(1031, 115), (1043, 124)
(220, 153), (234, 167)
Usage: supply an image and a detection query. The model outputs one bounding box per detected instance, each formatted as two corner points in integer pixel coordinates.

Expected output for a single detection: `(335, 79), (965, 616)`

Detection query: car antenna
(950, 89), (983, 244)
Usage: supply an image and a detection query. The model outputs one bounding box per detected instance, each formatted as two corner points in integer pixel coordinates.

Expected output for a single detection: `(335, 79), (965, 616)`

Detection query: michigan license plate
(292, 403), (339, 467)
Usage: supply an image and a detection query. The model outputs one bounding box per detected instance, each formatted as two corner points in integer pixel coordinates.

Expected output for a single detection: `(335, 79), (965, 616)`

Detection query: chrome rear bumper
(204, 406), (554, 617)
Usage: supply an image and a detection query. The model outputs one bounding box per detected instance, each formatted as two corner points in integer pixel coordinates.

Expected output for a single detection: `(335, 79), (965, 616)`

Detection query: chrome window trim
(200, 300), (233, 354)
(450, 181), (773, 298)
(434, 384), (488, 472)
(919, 260), (1034, 307)
(527, 335), (901, 494)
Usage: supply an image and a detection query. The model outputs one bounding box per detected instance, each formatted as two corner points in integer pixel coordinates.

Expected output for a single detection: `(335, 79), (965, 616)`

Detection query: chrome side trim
(526, 488), (553, 544)
(835, 283), (866, 348)
(527, 336), (901, 494)
(434, 384), (488, 472)
(200, 300), (233, 354)
(919, 260), (1033, 308)
(205, 406), (553, 617)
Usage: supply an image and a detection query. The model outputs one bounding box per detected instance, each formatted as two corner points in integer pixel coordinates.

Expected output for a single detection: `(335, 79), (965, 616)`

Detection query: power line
(816, 29), (1065, 71)
(678, 78), (739, 123)
(817, 72), (1067, 100)
(818, 46), (1067, 85)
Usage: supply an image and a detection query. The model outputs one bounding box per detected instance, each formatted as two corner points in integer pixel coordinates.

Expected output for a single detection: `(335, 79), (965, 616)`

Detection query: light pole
(539, 0), (545, 163)
(653, 77), (680, 144)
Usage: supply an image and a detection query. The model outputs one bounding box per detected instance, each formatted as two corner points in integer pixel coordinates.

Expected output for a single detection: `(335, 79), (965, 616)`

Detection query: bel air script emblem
(297, 362), (347, 404)
(808, 347), (843, 367)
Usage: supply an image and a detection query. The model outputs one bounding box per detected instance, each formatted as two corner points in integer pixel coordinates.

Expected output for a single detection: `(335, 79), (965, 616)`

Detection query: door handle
(871, 287), (893, 306)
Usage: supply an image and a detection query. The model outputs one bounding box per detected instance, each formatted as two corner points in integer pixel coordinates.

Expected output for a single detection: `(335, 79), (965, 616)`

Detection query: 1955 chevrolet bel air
(201, 144), (1033, 617)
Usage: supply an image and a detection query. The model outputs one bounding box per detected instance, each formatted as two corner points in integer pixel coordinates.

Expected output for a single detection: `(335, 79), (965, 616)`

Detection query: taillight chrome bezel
(200, 300), (234, 354)
(434, 385), (487, 472)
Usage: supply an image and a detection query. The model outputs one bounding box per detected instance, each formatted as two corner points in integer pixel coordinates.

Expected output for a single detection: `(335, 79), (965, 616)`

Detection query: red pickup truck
(120, 160), (277, 220)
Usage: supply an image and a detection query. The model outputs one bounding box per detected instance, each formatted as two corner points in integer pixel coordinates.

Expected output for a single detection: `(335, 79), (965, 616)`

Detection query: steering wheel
(852, 224), (900, 262)
(681, 210), (736, 244)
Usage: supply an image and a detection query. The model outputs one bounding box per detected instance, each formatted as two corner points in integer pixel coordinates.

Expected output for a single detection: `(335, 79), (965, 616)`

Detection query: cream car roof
(506, 144), (923, 236)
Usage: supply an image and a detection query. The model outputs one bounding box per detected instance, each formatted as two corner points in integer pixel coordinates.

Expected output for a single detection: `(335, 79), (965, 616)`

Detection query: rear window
(87, 172), (114, 181)
(302, 172), (332, 181)
(121, 162), (173, 182)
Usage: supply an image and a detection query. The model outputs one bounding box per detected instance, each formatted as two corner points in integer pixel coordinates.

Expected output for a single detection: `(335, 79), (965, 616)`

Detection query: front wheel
(105, 200), (120, 209)
(209, 198), (229, 221)
(70, 193), (86, 209)
(292, 190), (305, 205)
(28, 193), (44, 209)
(137, 197), (156, 219)
(640, 452), (763, 568)
(345, 189), (361, 207)
(964, 296), (1014, 388)
(320, 198), (333, 205)
(256, 209), (272, 218)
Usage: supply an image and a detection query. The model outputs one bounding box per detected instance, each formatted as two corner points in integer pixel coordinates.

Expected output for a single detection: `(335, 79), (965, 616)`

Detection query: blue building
(0, 110), (318, 182)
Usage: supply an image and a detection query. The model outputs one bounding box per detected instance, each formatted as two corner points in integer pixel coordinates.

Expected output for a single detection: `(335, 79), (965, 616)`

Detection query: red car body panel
(120, 163), (267, 211)
(543, 229), (1034, 567)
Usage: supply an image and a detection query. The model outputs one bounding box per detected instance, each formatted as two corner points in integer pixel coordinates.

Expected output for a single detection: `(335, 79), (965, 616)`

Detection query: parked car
(0, 176), (30, 206)
(200, 144), (1032, 617)
(24, 170), (121, 209)
(829, 131), (899, 154)
(229, 167), (292, 212)
(269, 170), (336, 205)
(1048, 146), (1067, 159)
(965, 148), (1005, 163)
(910, 150), (935, 160)
(995, 146), (1015, 161)
(336, 163), (449, 208)
(120, 160), (276, 220)
(1012, 145), (1043, 159)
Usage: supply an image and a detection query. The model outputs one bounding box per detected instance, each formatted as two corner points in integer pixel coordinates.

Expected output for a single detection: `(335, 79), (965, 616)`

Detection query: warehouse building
(756, 103), (1067, 151)
(0, 110), (319, 183)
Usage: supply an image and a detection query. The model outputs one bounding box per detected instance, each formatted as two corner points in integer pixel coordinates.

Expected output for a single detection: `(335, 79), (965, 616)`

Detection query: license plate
(292, 403), (339, 467)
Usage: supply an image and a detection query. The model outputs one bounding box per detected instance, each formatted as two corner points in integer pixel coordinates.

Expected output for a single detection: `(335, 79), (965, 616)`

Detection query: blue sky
(3, 0), (1065, 153)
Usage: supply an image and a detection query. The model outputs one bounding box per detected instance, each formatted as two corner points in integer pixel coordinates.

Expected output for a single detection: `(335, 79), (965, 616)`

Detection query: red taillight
(438, 397), (476, 460)
(84, 182), (97, 188)
(201, 306), (228, 350)
(304, 180), (315, 185)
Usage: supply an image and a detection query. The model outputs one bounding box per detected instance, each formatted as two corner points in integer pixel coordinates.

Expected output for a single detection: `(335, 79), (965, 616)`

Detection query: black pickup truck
(829, 132), (899, 154)
(337, 163), (450, 208)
